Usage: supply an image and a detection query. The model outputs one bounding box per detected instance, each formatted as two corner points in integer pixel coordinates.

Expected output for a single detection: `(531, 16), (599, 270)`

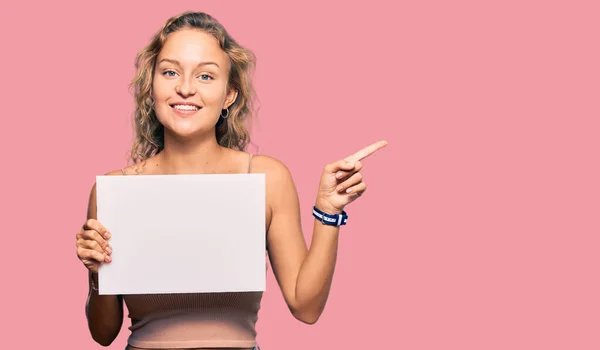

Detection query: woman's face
(152, 29), (237, 140)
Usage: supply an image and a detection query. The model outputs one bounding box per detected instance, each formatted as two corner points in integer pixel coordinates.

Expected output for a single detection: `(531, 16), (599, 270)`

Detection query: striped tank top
(121, 153), (263, 349)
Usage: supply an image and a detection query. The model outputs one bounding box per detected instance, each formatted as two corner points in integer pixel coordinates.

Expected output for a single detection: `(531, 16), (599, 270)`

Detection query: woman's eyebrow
(158, 58), (220, 68)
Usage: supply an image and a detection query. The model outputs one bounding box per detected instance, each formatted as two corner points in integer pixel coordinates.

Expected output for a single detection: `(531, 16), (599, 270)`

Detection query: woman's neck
(157, 131), (227, 174)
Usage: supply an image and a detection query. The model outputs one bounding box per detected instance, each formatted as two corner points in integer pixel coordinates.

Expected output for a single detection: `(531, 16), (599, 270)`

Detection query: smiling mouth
(171, 104), (201, 111)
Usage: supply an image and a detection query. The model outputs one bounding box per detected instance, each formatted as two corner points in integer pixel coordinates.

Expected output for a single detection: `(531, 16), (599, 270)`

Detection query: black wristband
(312, 206), (348, 226)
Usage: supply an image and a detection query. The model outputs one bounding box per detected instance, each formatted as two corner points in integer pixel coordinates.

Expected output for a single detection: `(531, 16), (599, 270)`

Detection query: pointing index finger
(344, 140), (388, 163)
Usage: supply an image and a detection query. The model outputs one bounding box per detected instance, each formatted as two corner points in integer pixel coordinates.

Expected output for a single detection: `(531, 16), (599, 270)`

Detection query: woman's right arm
(77, 176), (124, 346)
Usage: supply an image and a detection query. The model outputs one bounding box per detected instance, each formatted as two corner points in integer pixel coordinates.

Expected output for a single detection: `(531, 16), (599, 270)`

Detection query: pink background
(1, 0), (599, 349)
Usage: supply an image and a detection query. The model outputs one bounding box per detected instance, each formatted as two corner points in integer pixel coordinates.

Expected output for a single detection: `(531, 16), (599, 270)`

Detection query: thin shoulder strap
(247, 153), (254, 173)
(121, 168), (126, 175)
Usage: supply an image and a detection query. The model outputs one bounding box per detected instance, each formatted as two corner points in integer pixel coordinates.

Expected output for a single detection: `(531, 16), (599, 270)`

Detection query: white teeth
(173, 105), (199, 111)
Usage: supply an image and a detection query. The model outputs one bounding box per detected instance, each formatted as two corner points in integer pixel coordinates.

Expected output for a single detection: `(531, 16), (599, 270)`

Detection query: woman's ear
(224, 87), (239, 109)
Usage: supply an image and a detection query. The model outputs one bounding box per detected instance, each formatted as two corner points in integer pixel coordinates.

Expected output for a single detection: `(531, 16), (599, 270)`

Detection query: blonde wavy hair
(128, 11), (257, 164)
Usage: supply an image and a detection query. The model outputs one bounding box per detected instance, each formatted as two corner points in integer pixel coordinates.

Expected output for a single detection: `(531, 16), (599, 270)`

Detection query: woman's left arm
(262, 140), (387, 324)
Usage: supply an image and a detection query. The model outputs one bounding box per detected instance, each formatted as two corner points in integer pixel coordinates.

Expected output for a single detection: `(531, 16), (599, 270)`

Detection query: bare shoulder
(104, 169), (126, 176)
(250, 154), (294, 180)
(118, 161), (150, 175)
(250, 154), (299, 213)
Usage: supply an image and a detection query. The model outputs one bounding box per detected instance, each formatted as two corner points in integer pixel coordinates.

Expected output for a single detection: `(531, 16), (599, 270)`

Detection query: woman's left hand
(315, 140), (388, 214)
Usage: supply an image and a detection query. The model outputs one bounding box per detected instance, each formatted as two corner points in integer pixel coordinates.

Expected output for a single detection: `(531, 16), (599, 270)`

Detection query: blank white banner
(95, 173), (266, 295)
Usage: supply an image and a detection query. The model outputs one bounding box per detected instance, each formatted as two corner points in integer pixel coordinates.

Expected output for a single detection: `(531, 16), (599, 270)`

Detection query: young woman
(75, 11), (387, 350)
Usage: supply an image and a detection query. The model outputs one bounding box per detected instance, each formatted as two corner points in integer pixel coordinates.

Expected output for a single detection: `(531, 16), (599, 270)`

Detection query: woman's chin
(165, 124), (213, 141)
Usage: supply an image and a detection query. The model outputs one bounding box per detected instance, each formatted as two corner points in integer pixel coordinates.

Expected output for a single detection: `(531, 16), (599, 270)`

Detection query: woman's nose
(175, 78), (196, 97)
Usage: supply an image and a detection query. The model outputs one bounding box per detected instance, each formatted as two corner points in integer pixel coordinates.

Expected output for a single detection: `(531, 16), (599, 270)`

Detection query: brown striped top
(121, 153), (263, 349)
(123, 291), (263, 348)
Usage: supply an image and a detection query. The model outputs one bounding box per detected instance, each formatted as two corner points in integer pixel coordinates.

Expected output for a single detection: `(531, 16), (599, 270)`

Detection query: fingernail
(106, 246), (112, 255)
(337, 185), (343, 192)
(336, 172), (343, 179)
(346, 187), (353, 193)
(105, 232), (111, 239)
(106, 255), (112, 263)
(346, 162), (354, 167)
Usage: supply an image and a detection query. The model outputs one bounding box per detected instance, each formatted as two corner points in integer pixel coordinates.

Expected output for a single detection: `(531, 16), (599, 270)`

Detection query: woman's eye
(163, 70), (177, 77)
(199, 74), (213, 81)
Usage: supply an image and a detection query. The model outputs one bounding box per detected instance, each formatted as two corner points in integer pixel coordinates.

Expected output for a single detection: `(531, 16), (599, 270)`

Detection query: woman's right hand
(76, 219), (112, 274)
